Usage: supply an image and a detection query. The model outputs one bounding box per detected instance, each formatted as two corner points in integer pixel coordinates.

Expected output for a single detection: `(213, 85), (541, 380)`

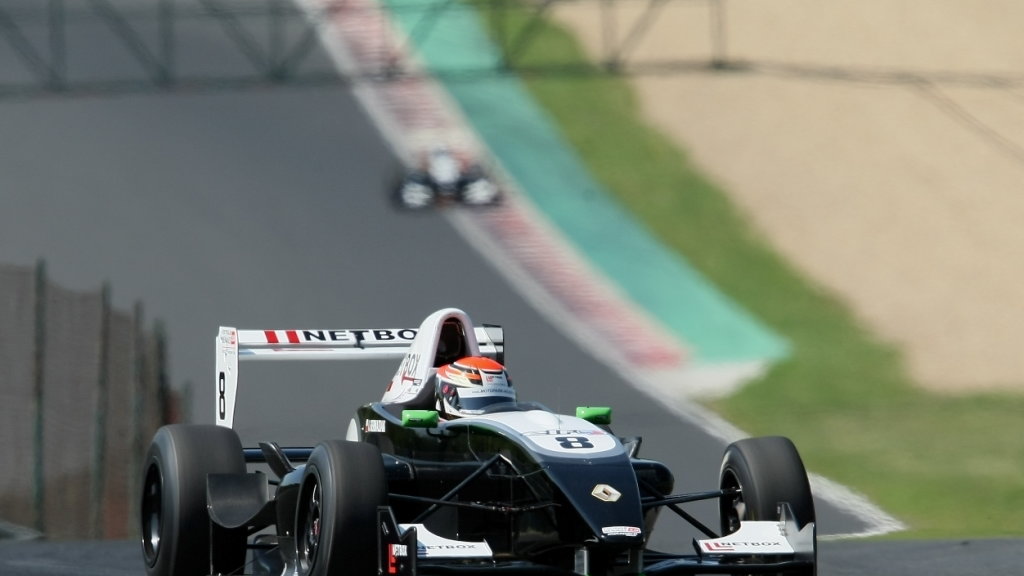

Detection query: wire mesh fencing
(0, 260), (174, 540)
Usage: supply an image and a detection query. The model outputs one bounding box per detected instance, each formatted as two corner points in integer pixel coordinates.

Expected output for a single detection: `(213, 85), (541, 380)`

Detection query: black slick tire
(141, 424), (247, 576)
(294, 440), (387, 576)
(719, 436), (815, 532)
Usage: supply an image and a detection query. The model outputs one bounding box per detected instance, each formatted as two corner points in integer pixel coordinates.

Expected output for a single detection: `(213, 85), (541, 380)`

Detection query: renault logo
(591, 484), (621, 502)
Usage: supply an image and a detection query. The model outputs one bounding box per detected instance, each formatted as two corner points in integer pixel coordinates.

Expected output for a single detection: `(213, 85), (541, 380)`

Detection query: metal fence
(0, 260), (173, 540)
(0, 0), (728, 99)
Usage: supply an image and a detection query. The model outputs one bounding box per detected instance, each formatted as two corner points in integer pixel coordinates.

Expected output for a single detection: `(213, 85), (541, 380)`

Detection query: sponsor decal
(263, 330), (300, 344)
(416, 542), (494, 558)
(700, 540), (786, 552)
(260, 328), (418, 345)
(466, 385), (515, 396)
(364, 420), (387, 433)
(387, 543), (407, 574)
(399, 523), (493, 558)
(526, 429), (606, 437)
(696, 520), (794, 555)
(299, 330), (357, 343)
(391, 353), (423, 393)
(591, 484), (622, 502)
(399, 353), (420, 379)
(601, 526), (641, 537)
(356, 329), (418, 342)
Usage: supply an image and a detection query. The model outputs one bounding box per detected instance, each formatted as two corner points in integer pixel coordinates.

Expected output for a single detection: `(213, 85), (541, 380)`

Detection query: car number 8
(556, 436), (594, 449)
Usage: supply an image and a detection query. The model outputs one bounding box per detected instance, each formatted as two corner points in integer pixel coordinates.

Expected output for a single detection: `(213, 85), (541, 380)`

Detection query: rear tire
(295, 440), (387, 576)
(141, 424), (247, 576)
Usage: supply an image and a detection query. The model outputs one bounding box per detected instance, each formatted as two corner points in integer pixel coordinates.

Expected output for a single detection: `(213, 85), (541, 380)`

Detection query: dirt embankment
(552, 0), (1024, 392)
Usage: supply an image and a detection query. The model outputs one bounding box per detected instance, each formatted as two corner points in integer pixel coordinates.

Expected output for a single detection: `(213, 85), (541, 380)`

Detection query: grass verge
(470, 0), (1024, 538)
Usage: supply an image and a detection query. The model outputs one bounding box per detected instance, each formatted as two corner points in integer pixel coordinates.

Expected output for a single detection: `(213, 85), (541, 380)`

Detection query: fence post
(158, 0), (175, 86)
(710, 0), (727, 68)
(601, 0), (616, 70)
(129, 301), (145, 538)
(180, 381), (193, 425)
(90, 282), (112, 539)
(32, 259), (48, 534)
(269, 0), (284, 80)
(154, 320), (172, 425)
(47, 0), (66, 90)
(490, 0), (508, 71)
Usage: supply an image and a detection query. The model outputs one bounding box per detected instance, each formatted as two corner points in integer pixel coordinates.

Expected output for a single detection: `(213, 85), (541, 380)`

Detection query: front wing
(377, 503), (816, 576)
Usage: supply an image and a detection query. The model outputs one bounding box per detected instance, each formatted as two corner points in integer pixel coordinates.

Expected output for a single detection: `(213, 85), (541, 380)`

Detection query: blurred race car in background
(140, 308), (817, 576)
(393, 146), (502, 209)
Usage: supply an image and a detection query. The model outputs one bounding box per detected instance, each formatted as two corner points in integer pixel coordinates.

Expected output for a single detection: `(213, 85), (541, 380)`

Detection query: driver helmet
(426, 145), (460, 186)
(435, 356), (515, 419)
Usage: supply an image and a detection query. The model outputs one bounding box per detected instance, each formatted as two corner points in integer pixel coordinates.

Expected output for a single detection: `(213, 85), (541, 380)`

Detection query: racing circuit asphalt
(0, 1), (1015, 574)
(2, 537), (1023, 576)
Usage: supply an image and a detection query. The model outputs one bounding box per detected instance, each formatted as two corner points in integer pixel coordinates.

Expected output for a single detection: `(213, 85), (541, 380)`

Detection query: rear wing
(215, 324), (504, 428)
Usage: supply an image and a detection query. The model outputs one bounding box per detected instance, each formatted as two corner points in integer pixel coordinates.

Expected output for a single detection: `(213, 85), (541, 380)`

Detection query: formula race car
(140, 308), (817, 576)
(393, 146), (501, 209)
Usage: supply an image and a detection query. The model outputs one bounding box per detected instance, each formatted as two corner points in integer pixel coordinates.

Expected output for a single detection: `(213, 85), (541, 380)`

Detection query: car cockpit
(434, 318), (467, 367)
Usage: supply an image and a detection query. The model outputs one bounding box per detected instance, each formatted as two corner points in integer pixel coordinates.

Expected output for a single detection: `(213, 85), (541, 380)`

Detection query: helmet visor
(451, 385), (516, 415)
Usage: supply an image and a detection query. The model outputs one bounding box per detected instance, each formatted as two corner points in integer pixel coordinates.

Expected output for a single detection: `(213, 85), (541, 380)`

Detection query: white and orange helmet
(435, 356), (515, 418)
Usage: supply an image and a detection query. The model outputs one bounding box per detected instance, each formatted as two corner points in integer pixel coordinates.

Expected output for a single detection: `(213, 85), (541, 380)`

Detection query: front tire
(394, 175), (436, 210)
(141, 424), (247, 576)
(295, 440), (387, 576)
(459, 177), (501, 206)
(719, 436), (815, 533)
